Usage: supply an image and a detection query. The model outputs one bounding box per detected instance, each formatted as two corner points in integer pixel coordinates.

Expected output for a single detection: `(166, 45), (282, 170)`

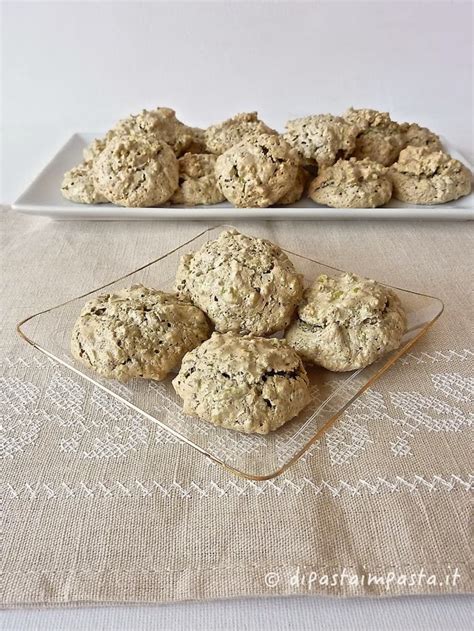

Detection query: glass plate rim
(16, 224), (445, 480)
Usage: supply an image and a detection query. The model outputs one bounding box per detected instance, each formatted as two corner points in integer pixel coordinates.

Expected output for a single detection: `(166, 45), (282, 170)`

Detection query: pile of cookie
(71, 229), (407, 434)
(61, 107), (471, 209)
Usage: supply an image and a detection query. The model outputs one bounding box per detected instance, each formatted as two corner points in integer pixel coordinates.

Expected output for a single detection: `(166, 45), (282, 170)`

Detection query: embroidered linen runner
(1, 210), (472, 606)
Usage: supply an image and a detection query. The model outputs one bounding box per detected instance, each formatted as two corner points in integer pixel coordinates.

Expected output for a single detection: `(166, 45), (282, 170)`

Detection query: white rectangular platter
(12, 133), (473, 221)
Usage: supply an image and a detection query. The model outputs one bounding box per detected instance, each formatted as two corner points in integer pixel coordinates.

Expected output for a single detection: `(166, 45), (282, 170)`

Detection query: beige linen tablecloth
(1, 210), (473, 607)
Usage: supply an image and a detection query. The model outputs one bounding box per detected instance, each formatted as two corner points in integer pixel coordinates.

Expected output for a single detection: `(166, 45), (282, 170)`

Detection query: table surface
(2, 211), (472, 629)
(2, 1), (472, 629)
(1, 595), (473, 631)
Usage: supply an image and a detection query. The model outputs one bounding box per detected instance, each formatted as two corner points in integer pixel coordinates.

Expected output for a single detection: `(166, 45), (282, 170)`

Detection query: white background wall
(2, 0), (473, 204)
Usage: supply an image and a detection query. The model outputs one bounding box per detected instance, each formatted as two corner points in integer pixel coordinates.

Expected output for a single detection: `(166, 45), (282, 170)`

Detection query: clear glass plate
(17, 225), (444, 480)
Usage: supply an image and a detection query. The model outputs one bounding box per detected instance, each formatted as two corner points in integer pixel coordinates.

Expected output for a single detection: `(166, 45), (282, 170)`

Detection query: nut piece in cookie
(175, 228), (303, 336)
(285, 273), (407, 371)
(278, 166), (309, 205)
(61, 161), (108, 204)
(204, 111), (277, 154)
(93, 134), (179, 207)
(343, 108), (405, 166)
(283, 114), (358, 168)
(400, 122), (443, 152)
(71, 285), (211, 382)
(215, 133), (300, 208)
(171, 153), (225, 205)
(173, 333), (311, 434)
(389, 146), (472, 204)
(308, 158), (392, 208)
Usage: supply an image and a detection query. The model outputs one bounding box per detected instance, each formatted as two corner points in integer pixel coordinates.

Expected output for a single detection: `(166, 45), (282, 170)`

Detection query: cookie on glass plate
(173, 333), (311, 434)
(71, 285), (211, 382)
(308, 157), (392, 208)
(171, 153), (225, 205)
(93, 134), (179, 207)
(283, 114), (359, 169)
(61, 161), (108, 204)
(204, 111), (277, 155)
(215, 133), (300, 208)
(389, 146), (472, 204)
(175, 228), (303, 335)
(285, 273), (407, 371)
(343, 107), (405, 166)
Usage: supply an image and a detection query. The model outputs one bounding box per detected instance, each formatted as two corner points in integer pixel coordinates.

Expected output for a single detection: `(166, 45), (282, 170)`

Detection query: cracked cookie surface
(278, 166), (309, 205)
(83, 107), (199, 162)
(186, 127), (207, 154)
(93, 134), (179, 207)
(71, 285), (211, 382)
(171, 153), (225, 205)
(61, 160), (108, 204)
(308, 158), (392, 208)
(215, 133), (300, 208)
(343, 108), (405, 166)
(389, 146), (472, 204)
(204, 111), (277, 155)
(400, 122), (442, 152)
(175, 228), (303, 335)
(285, 273), (407, 371)
(283, 114), (358, 168)
(173, 332), (311, 434)
(83, 137), (110, 162)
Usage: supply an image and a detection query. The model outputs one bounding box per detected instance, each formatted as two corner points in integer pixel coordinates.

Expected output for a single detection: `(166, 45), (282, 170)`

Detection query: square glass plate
(17, 226), (444, 480)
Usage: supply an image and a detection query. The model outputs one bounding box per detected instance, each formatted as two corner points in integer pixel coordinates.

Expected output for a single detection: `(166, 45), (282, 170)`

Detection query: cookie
(84, 108), (197, 161)
(343, 108), (405, 166)
(308, 158), (392, 208)
(389, 146), (472, 204)
(71, 285), (211, 382)
(175, 228), (303, 335)
(283, 114), (358, 168)
(61, 161), (108, 204)
(204, 112), (277, 155)
(113, 107), (197, 157)
(400, 122), (442, 152)
(173, 333), (311, 434)
(83, 137), (110, 162)
(186, 127), (207, 154)
(278, 166), (309, 205)
(285, 273), (407, 372)
(215, 133), (300, 208)
(93, 134), (179, 207)
(171, 153), (225, 205)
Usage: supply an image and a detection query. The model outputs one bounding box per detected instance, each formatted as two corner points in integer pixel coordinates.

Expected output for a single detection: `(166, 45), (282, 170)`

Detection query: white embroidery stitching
(326, 418), (373, 465)
(388, 390), (472, 457)
(3, 474), (472, 500)
(0, 376), (44, 458)
(431, 372), (474, 403)
(1, 351), (472, 467)
(399, 348), (473, 366)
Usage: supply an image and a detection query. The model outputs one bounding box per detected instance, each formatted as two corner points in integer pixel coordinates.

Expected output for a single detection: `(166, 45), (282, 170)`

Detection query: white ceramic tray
(12, 133), (473, 221)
